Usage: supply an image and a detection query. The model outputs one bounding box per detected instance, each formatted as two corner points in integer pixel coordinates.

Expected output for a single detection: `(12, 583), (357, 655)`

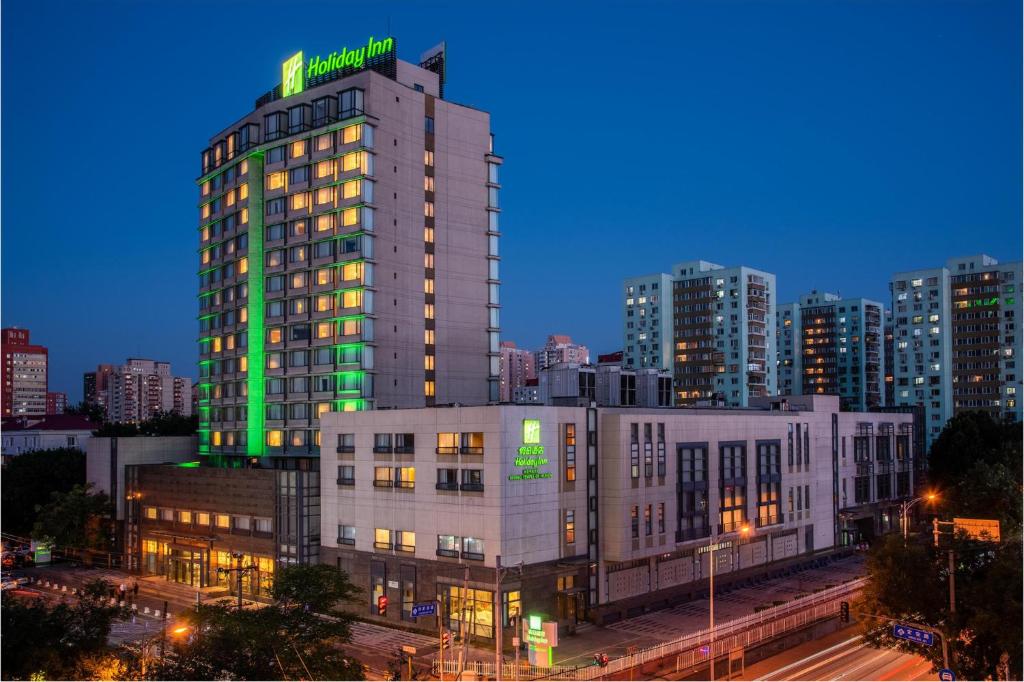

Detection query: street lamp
(706, 523), (751, 682)
(900, 492), (937, 541)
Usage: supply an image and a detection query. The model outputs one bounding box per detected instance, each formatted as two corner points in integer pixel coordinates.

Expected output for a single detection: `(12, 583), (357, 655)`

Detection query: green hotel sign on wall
(509, 419), (553, 481)
(281, 36), (396, 98)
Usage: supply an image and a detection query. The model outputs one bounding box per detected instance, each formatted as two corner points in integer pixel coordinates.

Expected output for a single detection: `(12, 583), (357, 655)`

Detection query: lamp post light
(706, 523), (751, 682)
(900, 492), (937, 541)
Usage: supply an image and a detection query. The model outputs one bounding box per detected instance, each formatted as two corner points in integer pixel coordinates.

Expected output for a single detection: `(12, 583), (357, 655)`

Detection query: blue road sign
(892, 623), (935, 646)
(938, 669), (955, 681)
(411, 602), (437, 618)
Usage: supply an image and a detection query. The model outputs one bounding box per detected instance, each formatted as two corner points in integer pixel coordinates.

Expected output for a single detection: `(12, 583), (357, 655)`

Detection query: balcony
(460, 483), (485, 492)
(395, 481), (415, 489)
(373, 445), (394, 454)
(460, 446), (484, 455)
(373, 541), (392, 551)
(336, 477), (355, 486)
(394, 544), (415, 554)
(755, 515), (781, 528)
(435, 482), (459, 491)
(462, 551), (484, 561)
(337, 536), (355, 546)
(436, 446), (459, 455)
(336, 445), (355, 454)
(436, 548), (459, 558)
(372, 480), (394, 488)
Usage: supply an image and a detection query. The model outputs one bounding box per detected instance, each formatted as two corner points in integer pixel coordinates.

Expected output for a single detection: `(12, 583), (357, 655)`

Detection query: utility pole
(457, 563), (470, 678)
(709, 539), (715, 682)
(494, 554), (503, 682)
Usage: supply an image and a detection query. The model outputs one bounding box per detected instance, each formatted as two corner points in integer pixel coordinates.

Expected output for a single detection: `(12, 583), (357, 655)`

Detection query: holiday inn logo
(282, 51), (304, 97)
(280, 37), (396, 98)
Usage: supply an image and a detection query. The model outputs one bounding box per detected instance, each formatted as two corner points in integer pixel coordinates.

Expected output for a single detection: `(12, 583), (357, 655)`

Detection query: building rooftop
(2, 415), (96, 432)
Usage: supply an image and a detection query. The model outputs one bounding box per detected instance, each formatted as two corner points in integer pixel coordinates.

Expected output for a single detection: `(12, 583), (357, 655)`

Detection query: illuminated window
(315, 187), (333, 205)
(374, 528), (392, 549)
(424, 226), (434, 242)
(238, 257), (248, 274)
(315, 322), (333, 339)
(226, 190), (236, 207)
(202, 227), (210, 242)
(239, 356), (248, 372)
(291, 193), (309, 210)
(424, 303), (434, 319)
(316, 160), (333, 178)
(268, 328), (284, 344)
(341, 319), (360, 335)
(316, 268), (332, 286)
(316, 402), (331, 418)
(212, 337), (222, 353)
(267, 172), (285, 190)
(564, 510), (575, 544)
(240, 307), (248, 323)
(342, 262), (362, 282)
(342, 290), (362, 308)
(424, 279), (434, 294)
(342, 124), (361, 144)
(315, 214), (332, 233)
(240, 160), (248, 174)
(424, 253), (434, 269)
(424, 150), (434, 166)
(341, 207), (358, 226)
(179, 510), (193, 524)
(202, 181), (210, 196)
(291, 140), (306, 158)
(424, 201), (434, 217)
(425, 329), (435, 345)
(241, 208), (248, 224)
(291, 272), (307, 288)
(267, 430), (284, 447)
(342, 152), (361, 171)
(425, 380), (435, 397)
(315, 295), (333, 312)
(315, 133), (332, 151)
(424, 355), (435, 370)
(144, 506), (157, 520)
(201, 204), (211, 219)
(202, 249), (211, 265)
(342, 180), (360, 199)
(424, 176), (434, 192)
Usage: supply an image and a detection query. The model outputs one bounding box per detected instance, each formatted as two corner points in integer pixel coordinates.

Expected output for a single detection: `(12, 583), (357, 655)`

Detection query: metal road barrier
(433, 578), (865, 681)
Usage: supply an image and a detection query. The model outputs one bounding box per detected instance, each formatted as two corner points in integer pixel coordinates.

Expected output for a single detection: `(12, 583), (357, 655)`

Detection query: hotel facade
(196, 38), (500, 464)
(320, 396), (916, 636)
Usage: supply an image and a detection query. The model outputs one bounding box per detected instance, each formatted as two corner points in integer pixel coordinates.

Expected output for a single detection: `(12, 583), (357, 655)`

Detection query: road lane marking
(878, 654), (926, 680)
(755, 636), (863, 680)
(832, 649), (896, 680)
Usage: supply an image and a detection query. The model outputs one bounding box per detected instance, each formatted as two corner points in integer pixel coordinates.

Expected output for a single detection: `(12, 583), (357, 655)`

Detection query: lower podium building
(320, 396), (917, 638)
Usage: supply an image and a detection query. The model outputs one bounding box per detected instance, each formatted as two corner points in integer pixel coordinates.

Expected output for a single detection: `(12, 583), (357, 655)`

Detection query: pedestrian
(119, 582), (126, 602)
(132, 580), (139, 601)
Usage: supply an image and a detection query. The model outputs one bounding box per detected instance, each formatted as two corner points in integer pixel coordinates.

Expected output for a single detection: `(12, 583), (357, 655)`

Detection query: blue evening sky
(2, 0), (1020, 401)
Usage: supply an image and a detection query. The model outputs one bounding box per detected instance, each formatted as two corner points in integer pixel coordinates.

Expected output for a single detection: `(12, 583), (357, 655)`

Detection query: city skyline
(2, 1), (1021, 402)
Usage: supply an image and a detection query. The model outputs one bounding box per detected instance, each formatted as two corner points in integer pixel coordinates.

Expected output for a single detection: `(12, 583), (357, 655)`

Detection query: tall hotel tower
(196, 39), (501, 463)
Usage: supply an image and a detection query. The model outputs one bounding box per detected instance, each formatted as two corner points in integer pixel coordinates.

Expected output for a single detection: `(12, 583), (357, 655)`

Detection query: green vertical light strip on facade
(247, 152), (266, 457)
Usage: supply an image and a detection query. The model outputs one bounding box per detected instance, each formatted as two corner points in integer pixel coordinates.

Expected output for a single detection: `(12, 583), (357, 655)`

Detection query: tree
(1, 447), (85, 538)
(861, 412), (1023, 680)
(32, 483), (114, 553)
(1, 579), (130, 680)
(66, 400), (107, 424)
(92, 412), (198, 438)
(152, 564), (364, 680)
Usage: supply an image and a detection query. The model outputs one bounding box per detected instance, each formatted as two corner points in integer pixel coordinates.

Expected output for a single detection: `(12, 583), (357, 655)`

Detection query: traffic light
(377, 594), (388, 616)
(441, 630), (451, 650)
(839, 601), (850, 624)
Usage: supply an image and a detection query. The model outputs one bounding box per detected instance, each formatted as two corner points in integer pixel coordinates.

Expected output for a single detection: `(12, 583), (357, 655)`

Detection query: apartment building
(776, 291), (885, 412)
(498, 341), (536, 402)
(890, 254), (1022, 445)
(534, 335), (590, 372)
(623, 273), (674, 371)
(46, 391), (67, 415)
(2, 328), (48, 417)
(84, 364), (116, 414)
(105, 359), (193, 423)
(196, 37), (499, 463)
(319, 397), (914, 633)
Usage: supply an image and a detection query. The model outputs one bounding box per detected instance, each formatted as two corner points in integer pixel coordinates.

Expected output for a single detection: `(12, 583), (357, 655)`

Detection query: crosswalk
(349, 620), (441, 652)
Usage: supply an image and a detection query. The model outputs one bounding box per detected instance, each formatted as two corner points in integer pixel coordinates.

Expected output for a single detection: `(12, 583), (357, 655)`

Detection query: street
(747, 626), (936, 681)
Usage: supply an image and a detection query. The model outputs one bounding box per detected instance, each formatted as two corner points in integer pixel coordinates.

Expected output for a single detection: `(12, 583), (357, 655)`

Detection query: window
(436, 468), (459, 490)
(233, 516), (251, 532)
(424, 116), (435, 133)
(374, 433), (393, 453)
(215, 514), (230, 529)
(395, 433), (415, 453)
(564, 423), (576, 481)
(338, 525), (356, 545)
(656, 423), (666, 476)
(657, 503), (665, 534)
(630, 423), (640, 479)
(254, 517), (272, 534)
(437, 534), (460, 558)
(178, 510), (192, 524)
(461, 468), (483, 491)
(394, 530), (415, 553)
(337, 464), (355, 485)
(436, 432), (459, 454)
(373, 466), (394, 487)
(196, 512), (211, 527)
(461, 432), (484, 454)
(374, 528), (392, 550)
(462, 537), (484, 560)
(144, 506), (157, 520)
(630, 506), (639, 539)
(395, 467), (416, 489)
(564, 510), (576, 544)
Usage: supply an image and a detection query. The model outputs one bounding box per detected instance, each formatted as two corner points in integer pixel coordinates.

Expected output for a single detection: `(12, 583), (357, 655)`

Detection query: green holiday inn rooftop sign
(281, 36), (396, 98)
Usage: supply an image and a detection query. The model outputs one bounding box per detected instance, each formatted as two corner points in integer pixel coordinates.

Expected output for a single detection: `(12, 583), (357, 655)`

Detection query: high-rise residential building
(884, 310), (895, 407)
(622, 273), (674, 371)
(890, 254), (1023, 445)
(84, 363), (115, 413)
(106, 359), (193, 423)
(775, 291), (885, 412)
(46, 391), (67, 415)
(2, 328), (48, 417)
(498, 341), (535, 402)
(533, 334), (590, 372)
(626, 261), (776, 407)
(196, 38), (499, 463)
